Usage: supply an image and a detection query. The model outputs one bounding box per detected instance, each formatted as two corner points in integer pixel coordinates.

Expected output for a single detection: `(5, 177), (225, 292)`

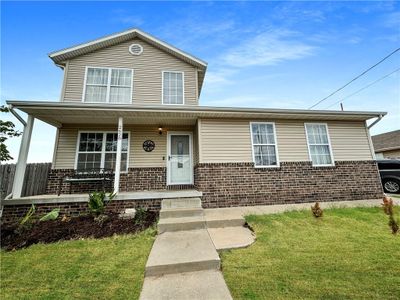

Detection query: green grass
(1, 229), (156, 300)
(221, 207), (400, 299)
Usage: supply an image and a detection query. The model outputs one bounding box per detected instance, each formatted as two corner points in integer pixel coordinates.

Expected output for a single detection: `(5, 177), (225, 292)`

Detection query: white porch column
(113, 117), (123, 194)
(12, 115), (34, 198)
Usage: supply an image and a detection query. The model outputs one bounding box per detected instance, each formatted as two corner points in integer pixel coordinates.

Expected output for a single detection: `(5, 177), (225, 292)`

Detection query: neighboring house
(7, 28), (385, 209)
(372, 130), (400, 159)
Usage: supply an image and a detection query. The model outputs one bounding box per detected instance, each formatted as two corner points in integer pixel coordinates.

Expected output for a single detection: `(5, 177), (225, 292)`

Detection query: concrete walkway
(140, 198), (254, 300)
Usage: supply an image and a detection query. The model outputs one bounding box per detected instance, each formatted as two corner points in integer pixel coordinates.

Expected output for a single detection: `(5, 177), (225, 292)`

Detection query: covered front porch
(7, 101), (201, 199)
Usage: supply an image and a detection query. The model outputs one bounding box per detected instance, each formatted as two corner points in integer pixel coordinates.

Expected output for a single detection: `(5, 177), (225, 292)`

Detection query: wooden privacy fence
(0, 163), (52, 199)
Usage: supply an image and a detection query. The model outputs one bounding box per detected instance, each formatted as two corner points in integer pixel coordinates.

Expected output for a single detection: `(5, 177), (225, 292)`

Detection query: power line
(325, 67), (400, 109)
(308, 47), (400, 109)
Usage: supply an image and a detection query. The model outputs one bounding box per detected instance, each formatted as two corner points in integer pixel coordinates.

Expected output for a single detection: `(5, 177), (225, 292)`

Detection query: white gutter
(6, 100), (387, 118)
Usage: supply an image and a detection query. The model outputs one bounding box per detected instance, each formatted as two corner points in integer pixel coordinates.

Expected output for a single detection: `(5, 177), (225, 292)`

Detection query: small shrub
(311, 202), (323, 218)
(382, 196), (399, 234)
(134, 207), (148, 225)
(20, 204), (35, 226)
(40, 208), (60, 222)
(88, 191), (116, 216)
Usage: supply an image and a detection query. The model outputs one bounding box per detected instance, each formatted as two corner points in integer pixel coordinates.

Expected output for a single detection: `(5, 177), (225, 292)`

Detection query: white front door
(167, 132), (193, 185)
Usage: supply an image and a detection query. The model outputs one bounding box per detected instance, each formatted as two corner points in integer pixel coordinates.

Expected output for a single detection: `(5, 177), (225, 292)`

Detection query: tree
(1, 105), (22, 161)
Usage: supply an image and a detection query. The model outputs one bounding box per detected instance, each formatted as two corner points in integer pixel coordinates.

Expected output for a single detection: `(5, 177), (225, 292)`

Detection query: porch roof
(7, 100), (386, 128)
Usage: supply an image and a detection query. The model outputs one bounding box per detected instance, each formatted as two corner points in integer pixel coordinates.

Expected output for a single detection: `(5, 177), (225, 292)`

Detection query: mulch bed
(1, 211), (158, 251)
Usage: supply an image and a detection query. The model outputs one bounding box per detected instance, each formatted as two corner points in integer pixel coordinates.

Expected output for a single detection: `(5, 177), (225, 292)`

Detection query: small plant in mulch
(88, 191), (116, 216)
(13, 204), (36, 235)
(382, 196), (399, 235)
(311, 202), (323, 218)
(1, 210), (158, 251)
(39, 208), (60, 222)
(1, 191), (157, 251)
(19, 204), (36, 226)
(134, 207), (148, 225)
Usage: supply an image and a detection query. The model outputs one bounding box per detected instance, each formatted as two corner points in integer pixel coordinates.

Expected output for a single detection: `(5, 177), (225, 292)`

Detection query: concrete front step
(160, 207), (204, 219)
(145, 229), (220, 277)
(204, 208), (245, 228)
(140, 270), (233, 300)
(158, 216), (206, 233)
(206, 217), (245, 228)
(161, 197), (202, 209)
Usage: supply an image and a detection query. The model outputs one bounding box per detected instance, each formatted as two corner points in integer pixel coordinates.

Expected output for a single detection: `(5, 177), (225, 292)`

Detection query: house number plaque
(143, 140), (155, 152)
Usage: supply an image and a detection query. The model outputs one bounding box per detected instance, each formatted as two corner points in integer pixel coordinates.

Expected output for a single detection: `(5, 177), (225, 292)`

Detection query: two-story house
(7, 28), (385, 214)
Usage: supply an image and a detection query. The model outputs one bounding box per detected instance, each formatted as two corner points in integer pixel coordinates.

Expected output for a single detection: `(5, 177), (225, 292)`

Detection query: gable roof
(371, 129), (400, 152)
(49, 28), (208, 91)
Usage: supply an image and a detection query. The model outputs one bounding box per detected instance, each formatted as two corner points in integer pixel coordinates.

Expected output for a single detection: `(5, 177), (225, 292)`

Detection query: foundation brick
(194, 160), (383, 208)
(1, 199), (161, 225)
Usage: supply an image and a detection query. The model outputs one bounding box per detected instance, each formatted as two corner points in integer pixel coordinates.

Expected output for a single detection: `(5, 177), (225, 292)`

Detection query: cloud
(222, 29), (316, 67)
(383, 11), (400, 28)
(110, 9), (144, 26)
(272, 2), (327, 24)
(156, 18), (237, 51)
(202, 68), (236, 89)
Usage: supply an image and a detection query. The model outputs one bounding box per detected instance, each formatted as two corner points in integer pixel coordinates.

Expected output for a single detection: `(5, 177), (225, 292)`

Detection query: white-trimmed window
(162, 71), (184, 104)
(305, 123), (334, 166)
(76, 132), (129, 171)
(250, 122), (279, 167)
(83, 67), (133, 104)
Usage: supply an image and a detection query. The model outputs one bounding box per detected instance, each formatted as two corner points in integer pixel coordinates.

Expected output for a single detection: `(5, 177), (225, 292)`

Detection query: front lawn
(221, 207), (400, 299)
(1, 229), (155, 299)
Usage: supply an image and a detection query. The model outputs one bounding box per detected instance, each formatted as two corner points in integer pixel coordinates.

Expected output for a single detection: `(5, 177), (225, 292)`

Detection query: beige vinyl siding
(198, 119), (373, 163)
(328, 121), (374, 161)
(200, 119), (253, 163)
(53, 127), (77, 169)
(53, 124), (195, 169)
(62, 38), (198, 106)
(275, 121), (309, 161)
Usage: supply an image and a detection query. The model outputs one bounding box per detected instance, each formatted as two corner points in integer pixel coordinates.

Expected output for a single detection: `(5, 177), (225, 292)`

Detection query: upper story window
(162, 71), (184, 105)
(83, 67), (133, 104)
(305, 123), (334, 166)
(250, 122), (279, 167)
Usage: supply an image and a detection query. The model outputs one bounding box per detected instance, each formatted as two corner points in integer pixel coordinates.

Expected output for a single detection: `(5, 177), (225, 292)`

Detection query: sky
(1, 1), (399, 163)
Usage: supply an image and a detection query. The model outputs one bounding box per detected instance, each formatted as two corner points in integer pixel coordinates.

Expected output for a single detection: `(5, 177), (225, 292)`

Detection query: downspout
(367, 114), (384, 129)
(8, 104), (27, 127)
(365, 114), (384, 161)
(3, 105), (28, 200)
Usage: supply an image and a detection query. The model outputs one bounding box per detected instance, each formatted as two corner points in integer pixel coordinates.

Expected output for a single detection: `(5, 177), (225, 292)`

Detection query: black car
(377, 160), (400, 194)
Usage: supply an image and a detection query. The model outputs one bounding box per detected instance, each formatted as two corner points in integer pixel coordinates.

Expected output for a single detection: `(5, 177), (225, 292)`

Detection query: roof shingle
(372, 130), (400, 152)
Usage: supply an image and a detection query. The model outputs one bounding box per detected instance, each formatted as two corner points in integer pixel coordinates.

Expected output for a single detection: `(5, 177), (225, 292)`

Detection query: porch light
(158, 126), (163, 135)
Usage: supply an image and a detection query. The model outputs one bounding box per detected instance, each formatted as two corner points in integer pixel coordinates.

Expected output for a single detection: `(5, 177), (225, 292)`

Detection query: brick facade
(47, 167), (167, 194)
(194, 161), (383, 208)
(5, 160), (382, 224)
(1, 198), (162, 224)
